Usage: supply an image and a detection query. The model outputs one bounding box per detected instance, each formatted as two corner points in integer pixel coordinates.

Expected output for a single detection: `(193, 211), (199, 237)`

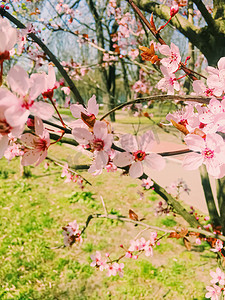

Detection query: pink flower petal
(30, 73), (46, 99)
(120, 134), (138, 152)
(7, 65), (30, 96)
(144, 153), (165, 171)
(129, 161), (143, 178)
(30, 101), (54, 120)
(184, 134), (205, 151)
(72, 127), (92, 144)
(0, 135), (9, 159)
(93, 121), (108, 140)
(5, 104), (29, 127)
(113, 152), (133, 167)
(34, 116), (44, 136)
(139, 130), (155, 152)
(183, 153), (204, 170)
(20, 133), (37, 147)
(70, 104), (86, 118)
(87, 95), (99, 116)
(21, 149), (41, 166)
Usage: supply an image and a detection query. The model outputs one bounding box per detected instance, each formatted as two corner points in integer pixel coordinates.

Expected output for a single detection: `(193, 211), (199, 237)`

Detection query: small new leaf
(139, 44), (159, 64)
(183, 237), (191, 251)
(171, 119), (189, 135)
(129, 209), (139, 221)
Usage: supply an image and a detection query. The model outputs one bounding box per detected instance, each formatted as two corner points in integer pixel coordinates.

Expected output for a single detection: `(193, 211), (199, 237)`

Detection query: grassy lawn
(0, 142), (216, 300)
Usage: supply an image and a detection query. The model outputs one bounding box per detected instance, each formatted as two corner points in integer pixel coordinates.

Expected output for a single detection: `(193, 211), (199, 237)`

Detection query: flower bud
(170, 4), (179, 17)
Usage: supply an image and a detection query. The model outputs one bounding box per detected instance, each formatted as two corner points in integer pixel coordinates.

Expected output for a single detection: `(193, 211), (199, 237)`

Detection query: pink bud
(170, 4), (179, 17)
(133, 255), (138, 260)
(125, 252), (132, 259)
(105, 252), (110, 257)
(26, 118), (35, 129)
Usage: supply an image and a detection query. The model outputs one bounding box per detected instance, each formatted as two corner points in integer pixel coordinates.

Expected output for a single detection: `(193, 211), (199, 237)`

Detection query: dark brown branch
(100, 95), (212, 120)
(193, 0), (216, 28)
(80, 213), (225, 242)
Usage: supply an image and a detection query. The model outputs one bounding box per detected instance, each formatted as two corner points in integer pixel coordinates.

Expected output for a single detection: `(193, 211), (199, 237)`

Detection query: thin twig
(100, 95), (212, 120)
(100, 196), (108, 216)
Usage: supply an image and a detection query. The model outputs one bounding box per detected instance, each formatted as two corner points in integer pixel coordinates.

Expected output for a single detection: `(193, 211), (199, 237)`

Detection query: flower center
(34, 138), (48, 151)
(0, 119), (11, 135)
(205, 88), (214, 97)
(92, 138), (104, 151)
(22, 95), (34, 110)
(202, 148), (214, 159)
(178, 119), (187, 127)
(133, 150), (146, 161)
(171, 52), (178, 62)
(168, 77), (175, 86)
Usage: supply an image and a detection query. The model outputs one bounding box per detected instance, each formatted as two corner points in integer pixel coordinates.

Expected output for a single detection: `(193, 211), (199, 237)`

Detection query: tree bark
(132, 0), (225, 65)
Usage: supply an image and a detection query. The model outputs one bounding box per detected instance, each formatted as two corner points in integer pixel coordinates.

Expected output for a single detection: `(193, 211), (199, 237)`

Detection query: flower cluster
(61, 163), (84, 189)
(90, 251), (124, 277)
(206, 268), (225, 300)
(62, 220), (82, 247)
(166, 178), (190, 197)
(125, 234), (158, 258)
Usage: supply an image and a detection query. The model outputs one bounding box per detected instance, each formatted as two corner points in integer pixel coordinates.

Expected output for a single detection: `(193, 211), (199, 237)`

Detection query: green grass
(0, 143), (217, 299)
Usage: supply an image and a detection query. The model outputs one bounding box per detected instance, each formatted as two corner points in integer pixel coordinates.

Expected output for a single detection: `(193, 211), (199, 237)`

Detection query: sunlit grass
(0, 141), (216, 299)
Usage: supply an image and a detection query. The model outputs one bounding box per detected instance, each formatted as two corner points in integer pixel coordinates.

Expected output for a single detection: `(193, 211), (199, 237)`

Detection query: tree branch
(100, 94), (211, 120)
(193, 0), (216, 28)
(131, 0), (204, 52)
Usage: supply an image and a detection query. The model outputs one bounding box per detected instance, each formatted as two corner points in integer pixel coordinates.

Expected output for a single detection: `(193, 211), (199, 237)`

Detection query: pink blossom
(90, 251), (107, 271)
(62, 220), (82, 246)
(61, 163), (74, 183)
(210, 268), (225, 286)
(20, 117), (50, 166)
(70, 94), (99, 120)
(195, 238), (201, 245)
(0, 17), (17, 52)
(205, 285), (222, 300)
(128, 49), (139, 60)
(183, 133), (225, 177)
(206, 57), (225, 96)
(72, 121), (113, 173)
(157, 65), (180, 95)
(128, 237), (156, 257)
(125, 252), (132, 258)
(106, 263), (118, 277)
(61, 86), (71, 95)
(141, 177), (154, 189)
(132, 80), (147, 94)
(170, 4), (179, 17)
(113, 131), (165, 178)
(193, 80), (216, 97)
(42, 65), (58, 99)
(4, 142), (24, 161)
(159, 43), (181, 73)
(210, 239), (223, 253)
(0, 17), (17, 70)
(0, 94), (24, 158)
(3, 65), (54, 127)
